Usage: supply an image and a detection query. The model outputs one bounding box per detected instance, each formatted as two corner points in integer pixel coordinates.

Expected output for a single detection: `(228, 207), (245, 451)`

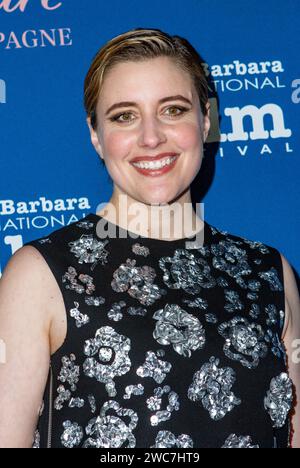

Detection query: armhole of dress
(23, 240), (70, 358)
(272, 246), (287, 342)
(23, 239), (67, 448)
(272, 247), (294, 448)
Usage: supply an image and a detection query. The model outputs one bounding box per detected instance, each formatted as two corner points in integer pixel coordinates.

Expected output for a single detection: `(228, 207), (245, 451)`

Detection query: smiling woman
(0, 27), (299, 449)
(84, 28), (209, 144)
(84, 29), (210, 213)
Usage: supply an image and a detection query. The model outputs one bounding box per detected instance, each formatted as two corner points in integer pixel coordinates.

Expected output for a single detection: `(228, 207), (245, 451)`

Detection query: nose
(137, 116), (167, 148)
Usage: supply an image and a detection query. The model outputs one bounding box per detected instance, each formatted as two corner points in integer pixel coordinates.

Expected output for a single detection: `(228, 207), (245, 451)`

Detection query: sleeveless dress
(23, 213), (294, 449)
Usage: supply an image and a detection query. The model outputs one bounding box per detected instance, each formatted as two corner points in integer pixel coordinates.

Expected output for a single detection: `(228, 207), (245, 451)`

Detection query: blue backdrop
(0, 0), (299, 287)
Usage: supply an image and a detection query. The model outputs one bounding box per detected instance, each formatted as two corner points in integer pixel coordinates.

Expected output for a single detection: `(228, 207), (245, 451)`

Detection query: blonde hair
(84, 27), (209, 132)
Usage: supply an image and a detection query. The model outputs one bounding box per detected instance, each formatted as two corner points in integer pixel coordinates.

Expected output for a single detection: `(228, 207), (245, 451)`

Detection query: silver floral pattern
(205, 313), (218, 324)
(27, 214), (292, 448)
(151, 431), (193, 448)
(211, 239), (252, 289)
(38, 237), (52, 244)
(127, 306), (148, 317)
(62, 266), (95, 295)
(218, 317), (268, 369)
(136, 350), (172, 383)
(70, 301), (90, 328)
(258, 267), (283, 291)
(146, 385), (180, 426)
(68, 234), (110, 270)
(265, 329), (286, 358)
(222, 434), (259, 448)
(107, 300), (127, 322)
(54, 385), (71, 410)
(58, 354), (80, 391)
(249, 303), (260, 319)
(159, 250), (216, 294)
(224, 289), (244, 313)
(83, 400), (138, 448)
(242, 238), (270, 254)
(111, 258), (167, 305)
(83, 326), (131, 397)
(61, 421), (83, 448)
(132, 243), (150, 257)
(265, 304), (278, 326)
(188, 356), (241, 420)
(68, 397), (85, 409)
(152, 304), (205, 357)
(182, 297), (208, 309)
(88, 394), (96, 414)
(85, 295), (105, 306)
(32, 430), (40, 448)
(123, 384), (144, 400)
(76, 221), (94, 230)
(264, 373), (293, 428)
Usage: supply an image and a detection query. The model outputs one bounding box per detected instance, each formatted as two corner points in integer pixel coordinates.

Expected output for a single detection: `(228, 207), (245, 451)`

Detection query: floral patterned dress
(24, 213), (294, 448)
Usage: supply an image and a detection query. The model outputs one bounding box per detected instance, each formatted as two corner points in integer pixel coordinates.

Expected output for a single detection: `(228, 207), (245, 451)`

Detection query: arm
(0, 246), (53, 448)
(281, 253), (300, 449)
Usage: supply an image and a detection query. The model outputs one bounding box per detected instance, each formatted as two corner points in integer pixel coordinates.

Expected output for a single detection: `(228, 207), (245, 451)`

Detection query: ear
(202, 101), (211, 142)
(86, 116), (104, 160)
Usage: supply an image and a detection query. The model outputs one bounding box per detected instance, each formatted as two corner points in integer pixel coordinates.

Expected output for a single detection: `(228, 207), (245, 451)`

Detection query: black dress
(23, 213), (294, 448)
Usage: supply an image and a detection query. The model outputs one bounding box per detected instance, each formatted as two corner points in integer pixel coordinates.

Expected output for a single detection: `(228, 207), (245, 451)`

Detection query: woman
(0, 28), (299, 448)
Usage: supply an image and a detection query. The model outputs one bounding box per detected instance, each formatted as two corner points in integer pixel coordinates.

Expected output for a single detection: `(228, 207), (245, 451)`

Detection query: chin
(132, 185), (183, 207)
(142, 193), (178, 207)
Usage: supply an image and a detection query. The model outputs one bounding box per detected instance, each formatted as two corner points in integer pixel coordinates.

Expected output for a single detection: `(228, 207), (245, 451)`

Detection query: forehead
(98, 57), (195, 105)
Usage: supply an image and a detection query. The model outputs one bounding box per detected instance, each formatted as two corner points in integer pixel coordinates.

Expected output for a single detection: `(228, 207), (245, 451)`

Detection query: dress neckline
(86, 212), (212, 249)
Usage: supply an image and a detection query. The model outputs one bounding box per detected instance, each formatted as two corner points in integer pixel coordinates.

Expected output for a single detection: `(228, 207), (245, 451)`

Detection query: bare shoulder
(280, 252), (300, 338)
(279, 253), (300, 448)
(1, 245), (53, 313)
(1, 245), (56, 319)
(0, 245), (55, 447)
(3, 243), (54, 282)
(0, 244), (67, 355)
(280, 253), (300, 316)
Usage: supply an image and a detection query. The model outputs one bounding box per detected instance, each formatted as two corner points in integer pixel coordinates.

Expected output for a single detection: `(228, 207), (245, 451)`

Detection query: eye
(109, 106), (189, 124)
(165, 105), (188, 117)
(109, 112), (135, 123)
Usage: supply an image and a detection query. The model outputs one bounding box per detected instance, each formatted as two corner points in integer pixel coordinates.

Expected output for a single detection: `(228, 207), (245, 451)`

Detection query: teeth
(132, 156), (177, 170)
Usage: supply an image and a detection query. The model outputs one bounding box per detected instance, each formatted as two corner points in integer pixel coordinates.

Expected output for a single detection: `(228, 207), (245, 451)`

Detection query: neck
(96, 187), (203, 241)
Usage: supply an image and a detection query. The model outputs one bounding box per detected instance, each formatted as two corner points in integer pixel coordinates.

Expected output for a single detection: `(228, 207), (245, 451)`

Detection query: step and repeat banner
(0, 0), (299, 282)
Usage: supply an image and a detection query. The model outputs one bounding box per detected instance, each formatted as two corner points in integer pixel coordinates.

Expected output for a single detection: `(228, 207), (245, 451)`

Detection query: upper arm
(280, 252), (300, 448)
(0, 246), (52, 448)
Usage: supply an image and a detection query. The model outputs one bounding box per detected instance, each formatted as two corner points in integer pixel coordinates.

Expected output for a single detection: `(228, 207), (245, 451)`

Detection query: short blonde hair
(84, 27), (209, 131)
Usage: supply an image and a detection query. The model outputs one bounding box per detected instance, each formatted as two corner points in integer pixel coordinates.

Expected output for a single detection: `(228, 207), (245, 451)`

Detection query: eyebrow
(105, 95), (192, 116)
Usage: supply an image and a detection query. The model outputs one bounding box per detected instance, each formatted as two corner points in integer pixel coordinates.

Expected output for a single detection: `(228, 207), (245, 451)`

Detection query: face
(87, 56), (210, 207)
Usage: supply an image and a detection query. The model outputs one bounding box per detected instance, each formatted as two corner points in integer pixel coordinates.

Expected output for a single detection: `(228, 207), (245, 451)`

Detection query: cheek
(173, 122), (204, 176)
(101, 129), (133, 160)
(171, 122), (202, 151)
(101, 121), (202, 159)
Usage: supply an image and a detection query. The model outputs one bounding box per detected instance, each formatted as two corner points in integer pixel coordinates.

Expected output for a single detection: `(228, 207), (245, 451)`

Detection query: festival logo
(0, 0), (62, 13)
(0, 196), (91, 276)
(0, 0), (71, 50)
(203, 59), (296, 157)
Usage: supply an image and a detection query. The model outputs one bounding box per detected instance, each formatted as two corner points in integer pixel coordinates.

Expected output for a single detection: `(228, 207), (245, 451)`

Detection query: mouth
(130, 154), (180, 177)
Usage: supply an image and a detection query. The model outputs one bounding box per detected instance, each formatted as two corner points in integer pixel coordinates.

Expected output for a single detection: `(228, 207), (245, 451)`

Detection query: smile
(130, 155), (179, 177)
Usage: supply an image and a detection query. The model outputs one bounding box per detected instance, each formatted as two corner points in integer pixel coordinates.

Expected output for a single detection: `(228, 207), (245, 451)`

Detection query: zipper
(47, 364), (54, 448)
(287, 416), (292, 448)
